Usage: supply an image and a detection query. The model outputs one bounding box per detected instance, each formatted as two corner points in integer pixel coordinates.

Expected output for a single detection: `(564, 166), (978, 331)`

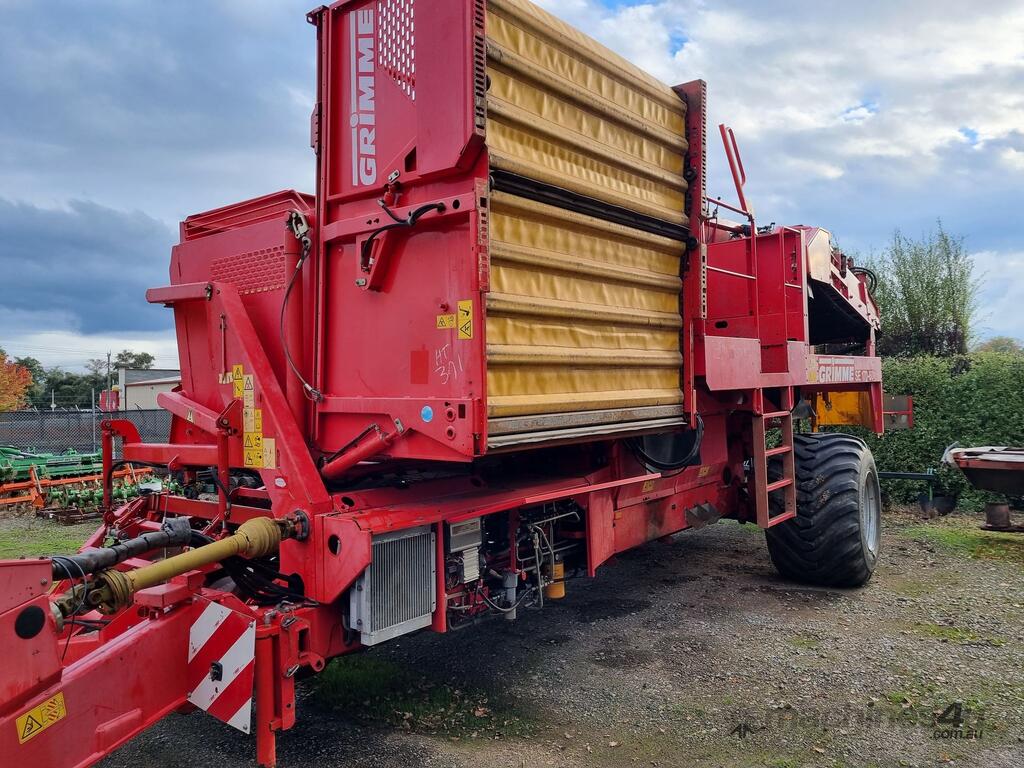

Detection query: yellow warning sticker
(262, 437), (276, 469)
(457, 299), (473, 340)
(244, 448), (262, 468)
(232, 364), (244, 397)
(243, 407), (255, 433)
(697, 465), (712, 478)
(436, 313), (456, 329)
(253, 408), (262, 433)
(641, 479), (656, 492)
(16, 692), (66, 744)
(243, 432), (263, 450)
(186, 408), (195, 424)
(242, 375), (255, 407)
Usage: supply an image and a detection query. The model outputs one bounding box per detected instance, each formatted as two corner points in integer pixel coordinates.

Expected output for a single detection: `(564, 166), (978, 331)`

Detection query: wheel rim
(861, 469), (881, 557)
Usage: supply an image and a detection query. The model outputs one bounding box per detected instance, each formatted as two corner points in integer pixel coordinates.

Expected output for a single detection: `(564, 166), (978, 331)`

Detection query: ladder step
(766, 478), (793, 493)
(764, 510), (797, 527)
(765, 445), (791, 457)
(762, 410), (791, 419)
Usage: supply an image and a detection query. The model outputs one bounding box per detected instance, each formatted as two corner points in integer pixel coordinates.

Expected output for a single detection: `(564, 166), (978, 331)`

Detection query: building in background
(116, 367), (180, 411)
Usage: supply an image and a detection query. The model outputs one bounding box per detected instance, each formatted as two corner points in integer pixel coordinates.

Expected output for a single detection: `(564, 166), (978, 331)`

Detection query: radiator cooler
(349, 526), (436, 645)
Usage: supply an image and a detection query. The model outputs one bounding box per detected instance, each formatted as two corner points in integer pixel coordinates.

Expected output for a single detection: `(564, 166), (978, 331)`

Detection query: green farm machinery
(0, 446), (152, 520)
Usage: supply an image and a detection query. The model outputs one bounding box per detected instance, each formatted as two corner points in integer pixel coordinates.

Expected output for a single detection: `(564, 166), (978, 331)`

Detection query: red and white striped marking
(187, 599), (256, 733)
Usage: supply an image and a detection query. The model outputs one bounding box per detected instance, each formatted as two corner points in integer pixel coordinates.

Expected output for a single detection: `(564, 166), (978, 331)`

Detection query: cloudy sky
(1, 0), (1022, 371)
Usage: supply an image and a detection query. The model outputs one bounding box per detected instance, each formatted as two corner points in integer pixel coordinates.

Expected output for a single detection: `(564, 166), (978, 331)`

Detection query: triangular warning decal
(21, 715), (42, 740)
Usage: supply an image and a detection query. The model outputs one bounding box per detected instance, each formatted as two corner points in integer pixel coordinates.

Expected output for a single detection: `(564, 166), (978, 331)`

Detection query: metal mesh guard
(350, 525), (436, 645)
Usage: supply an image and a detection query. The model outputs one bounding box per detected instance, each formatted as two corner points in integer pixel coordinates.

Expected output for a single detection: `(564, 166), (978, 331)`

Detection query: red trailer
(0, 1), (884, 765)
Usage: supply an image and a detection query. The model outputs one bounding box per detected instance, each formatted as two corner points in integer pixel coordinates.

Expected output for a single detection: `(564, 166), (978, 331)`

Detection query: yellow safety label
(697, 465), (711, 478)
(243, 407), (255, 433)
(262, 438), (276, 469)
(436, 313), (456, 329)
(243, 374), (255, 407)
(16, 692), (66, 744)
(232, 364), (244, 397)
(641, 479), (656, 492)
(243, 432), (263, 450)
(244, 448), (262, 468)
(457, 300), (473, 340)
(253, 409), (262, 433)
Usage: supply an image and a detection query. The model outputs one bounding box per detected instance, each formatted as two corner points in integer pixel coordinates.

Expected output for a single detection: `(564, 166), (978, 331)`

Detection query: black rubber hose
(52, 517), (193, 579)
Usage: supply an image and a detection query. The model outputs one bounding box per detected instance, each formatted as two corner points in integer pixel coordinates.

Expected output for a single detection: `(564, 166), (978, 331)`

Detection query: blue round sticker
(420, 405), (434, 423)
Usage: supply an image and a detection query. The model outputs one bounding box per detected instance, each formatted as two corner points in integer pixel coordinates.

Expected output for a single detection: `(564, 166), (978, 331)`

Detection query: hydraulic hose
(51, 517), (193, 580)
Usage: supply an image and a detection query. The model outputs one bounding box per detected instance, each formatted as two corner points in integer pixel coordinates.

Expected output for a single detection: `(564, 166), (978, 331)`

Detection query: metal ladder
(752, 390), (797, 527)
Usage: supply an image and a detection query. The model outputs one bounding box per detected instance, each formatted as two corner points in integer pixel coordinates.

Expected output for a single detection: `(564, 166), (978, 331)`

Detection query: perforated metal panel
(378, 0), (416, 100)
(349, 526), (436, 645)
(209, 246), (286, 295)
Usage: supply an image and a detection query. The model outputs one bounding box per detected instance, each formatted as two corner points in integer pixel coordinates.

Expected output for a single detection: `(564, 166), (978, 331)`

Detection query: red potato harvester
(0, 1), (885, 765)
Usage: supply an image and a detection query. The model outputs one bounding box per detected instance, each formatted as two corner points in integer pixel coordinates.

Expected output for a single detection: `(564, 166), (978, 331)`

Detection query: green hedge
(847, 353), (1024, 509)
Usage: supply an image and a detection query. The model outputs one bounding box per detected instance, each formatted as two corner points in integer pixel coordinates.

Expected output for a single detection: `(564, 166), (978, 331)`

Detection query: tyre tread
(765, 432), (878, 587)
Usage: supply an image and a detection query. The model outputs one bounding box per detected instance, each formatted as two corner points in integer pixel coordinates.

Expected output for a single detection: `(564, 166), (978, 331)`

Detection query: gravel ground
(97, 510), (1024, 768)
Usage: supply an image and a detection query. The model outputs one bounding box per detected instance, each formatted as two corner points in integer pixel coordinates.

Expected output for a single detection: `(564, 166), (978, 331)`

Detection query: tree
(115, 350), (155, 369)
(868, 222), (980, 357)
(0, 349), (32, 411)
(14, 356), (45, 404)
(85, 358), (107, 377)
(36, 367), (104, 409)
(974, 336), (1023, 354)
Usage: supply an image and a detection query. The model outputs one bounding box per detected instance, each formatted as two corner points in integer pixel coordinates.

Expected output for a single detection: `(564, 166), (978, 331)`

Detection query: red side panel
(312, 0), (489, 462)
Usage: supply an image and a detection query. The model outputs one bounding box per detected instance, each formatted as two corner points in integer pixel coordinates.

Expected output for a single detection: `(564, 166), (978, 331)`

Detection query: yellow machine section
(811, 391), (875, 430)
(485, 0), (688, 225)
(486, 193), (684, 430)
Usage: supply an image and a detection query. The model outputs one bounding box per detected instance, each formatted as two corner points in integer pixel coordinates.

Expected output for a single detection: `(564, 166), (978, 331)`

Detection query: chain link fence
(0, 409), (171, 455)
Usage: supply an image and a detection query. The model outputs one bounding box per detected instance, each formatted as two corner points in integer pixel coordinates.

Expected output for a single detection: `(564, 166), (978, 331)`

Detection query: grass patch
(787, 634), (819, 650)
(726, 520), (763, 535)
(310, 653), (534, 739)
(900, 516), (1024, 567)
(913, 623), (977, 643)
(0, 518), (95, 559)
(909, 621), (1005, 646)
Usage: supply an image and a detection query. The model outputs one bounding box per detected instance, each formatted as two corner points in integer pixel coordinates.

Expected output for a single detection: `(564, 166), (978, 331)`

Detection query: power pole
(106, 351), (112, 394)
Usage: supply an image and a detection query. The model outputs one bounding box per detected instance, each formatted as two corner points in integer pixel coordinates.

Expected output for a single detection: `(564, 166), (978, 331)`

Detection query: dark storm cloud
(0, 198), (174, 334)
(0, 1), (318, 338)
(0, 0), (317, 219)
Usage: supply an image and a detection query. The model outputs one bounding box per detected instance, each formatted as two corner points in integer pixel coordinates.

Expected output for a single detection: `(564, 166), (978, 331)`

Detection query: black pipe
(51, 517), (193, 580)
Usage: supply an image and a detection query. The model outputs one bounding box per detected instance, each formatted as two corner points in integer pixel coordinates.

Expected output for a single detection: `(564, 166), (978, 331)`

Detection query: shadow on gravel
(574, 596), (652, 622)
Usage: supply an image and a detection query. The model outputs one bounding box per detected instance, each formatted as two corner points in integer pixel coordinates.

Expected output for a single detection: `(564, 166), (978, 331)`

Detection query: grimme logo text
(350, 8), (377, 186)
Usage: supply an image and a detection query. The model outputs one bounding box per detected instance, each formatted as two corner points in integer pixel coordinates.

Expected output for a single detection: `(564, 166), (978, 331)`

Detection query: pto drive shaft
(52, 517), (194, 579)
(56, 517), (296, 617)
